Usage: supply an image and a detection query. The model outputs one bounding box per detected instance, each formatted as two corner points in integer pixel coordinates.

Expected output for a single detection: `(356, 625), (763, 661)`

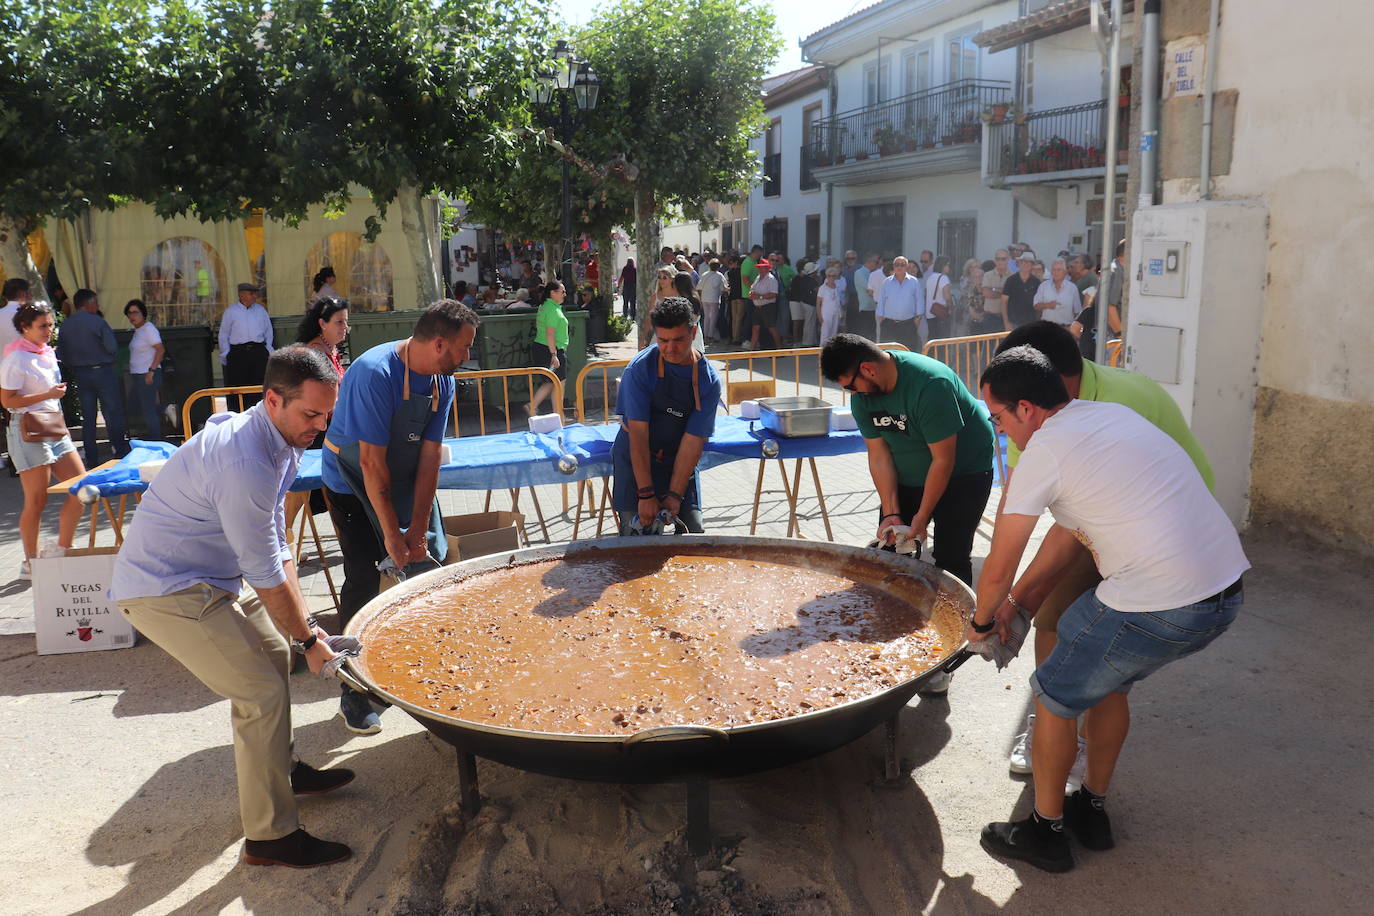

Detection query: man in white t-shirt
(968, 345), (1248, 874)
(1032, 259), (1082, 326)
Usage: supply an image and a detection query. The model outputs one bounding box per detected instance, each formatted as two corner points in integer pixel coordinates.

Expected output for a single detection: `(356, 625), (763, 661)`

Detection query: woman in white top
(695, 258), (725, 344)
(310, 266), (340, 304)
(815, 267), (844, 344)
(0, 303), (87, 578)
(924, 255), (953, 341)
(123, 299), (165, 441)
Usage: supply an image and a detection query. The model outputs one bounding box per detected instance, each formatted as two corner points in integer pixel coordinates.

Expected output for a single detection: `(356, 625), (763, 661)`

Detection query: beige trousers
(119, 585), (297, 841)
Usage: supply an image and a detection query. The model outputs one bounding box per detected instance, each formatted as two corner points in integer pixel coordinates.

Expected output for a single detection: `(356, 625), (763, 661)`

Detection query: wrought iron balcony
(984, 98), (1130, 181)
(807, 79), (1011, 184)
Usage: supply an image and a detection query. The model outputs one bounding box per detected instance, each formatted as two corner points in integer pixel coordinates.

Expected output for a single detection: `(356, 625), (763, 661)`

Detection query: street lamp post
(530, 40), (599, 286)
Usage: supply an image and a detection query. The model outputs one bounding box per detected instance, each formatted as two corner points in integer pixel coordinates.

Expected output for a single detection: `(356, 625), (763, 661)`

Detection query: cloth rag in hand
(320, 634), (363, 679)
(874, 524), (923, 556)
(628, 509), (684, 536)
(968, 607), (1033, 671)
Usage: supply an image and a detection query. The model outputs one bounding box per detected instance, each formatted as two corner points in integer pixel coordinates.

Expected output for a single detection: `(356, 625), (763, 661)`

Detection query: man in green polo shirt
(991, 320), (1216, 778)
(822, 333), (995, 589)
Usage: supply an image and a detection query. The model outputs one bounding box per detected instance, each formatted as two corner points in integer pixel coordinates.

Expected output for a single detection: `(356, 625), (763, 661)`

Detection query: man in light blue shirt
(113, 347), (356, 869)
(875, 256), (926, 352)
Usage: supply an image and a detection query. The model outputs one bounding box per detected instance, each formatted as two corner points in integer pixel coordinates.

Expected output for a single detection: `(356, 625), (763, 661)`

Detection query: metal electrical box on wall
(1139, 240), (1189, 297)
(1126, 200), (1268, 528)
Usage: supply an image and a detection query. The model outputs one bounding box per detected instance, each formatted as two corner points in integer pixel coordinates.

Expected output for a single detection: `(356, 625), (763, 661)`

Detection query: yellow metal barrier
(1106, 338), (1124, 367)
(448, 367), (564, 437)
(921, 331), (1011, 394)
(574, 343), (911, 425)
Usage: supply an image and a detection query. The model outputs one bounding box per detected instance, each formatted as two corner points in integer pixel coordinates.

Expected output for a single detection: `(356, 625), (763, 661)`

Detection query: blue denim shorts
(6, 421), (76, 473)
(1030, 585), (1242, 718)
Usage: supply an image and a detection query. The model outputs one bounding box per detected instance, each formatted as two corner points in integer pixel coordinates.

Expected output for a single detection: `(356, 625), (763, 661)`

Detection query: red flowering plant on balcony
(1025, 136), (1105, 172)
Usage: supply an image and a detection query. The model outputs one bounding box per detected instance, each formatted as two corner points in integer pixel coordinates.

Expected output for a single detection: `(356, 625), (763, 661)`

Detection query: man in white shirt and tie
(219, 282), (275, 406)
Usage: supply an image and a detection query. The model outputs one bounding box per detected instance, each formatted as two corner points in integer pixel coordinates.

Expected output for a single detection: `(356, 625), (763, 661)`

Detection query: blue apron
(327, 342), (447, 573)
(611, 347), (705, 512)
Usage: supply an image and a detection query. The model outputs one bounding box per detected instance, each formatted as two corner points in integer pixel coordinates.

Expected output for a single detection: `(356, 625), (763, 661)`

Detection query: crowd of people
(617, 239), (1128, 358)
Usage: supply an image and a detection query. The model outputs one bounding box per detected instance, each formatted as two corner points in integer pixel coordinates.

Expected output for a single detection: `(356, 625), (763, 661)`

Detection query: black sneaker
(291, 761), (355, 796)
(243, 828), (351, 868)
(1064, 788), (1115, 850)
(337, 686), (382, 735)
(981, 814), (1074, 873)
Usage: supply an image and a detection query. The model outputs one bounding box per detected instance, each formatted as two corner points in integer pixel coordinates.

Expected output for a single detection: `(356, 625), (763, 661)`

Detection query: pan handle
(623, 725), (731, 749)
(333, 661), (375, 698)
(938, 648), (974, 675)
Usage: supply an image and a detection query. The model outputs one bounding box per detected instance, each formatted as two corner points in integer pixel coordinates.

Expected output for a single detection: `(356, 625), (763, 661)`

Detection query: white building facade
(745, 66), (830, 267)
(784, 0), (1132, 269)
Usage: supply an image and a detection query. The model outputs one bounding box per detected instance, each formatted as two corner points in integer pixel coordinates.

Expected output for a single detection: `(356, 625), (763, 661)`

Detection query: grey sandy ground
(0, 447), (1370, 914)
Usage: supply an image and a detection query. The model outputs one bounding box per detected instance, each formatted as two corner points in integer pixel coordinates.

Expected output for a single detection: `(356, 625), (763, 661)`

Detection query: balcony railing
(808, 79), (1011, 167)
(799, 144), (818, 190)
(986, 99), (1130, 177)
(763, 152), (782, 197)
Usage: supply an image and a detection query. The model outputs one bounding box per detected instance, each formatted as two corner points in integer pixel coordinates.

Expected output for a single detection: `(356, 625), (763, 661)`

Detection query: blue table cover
(67, 441), (178, 497)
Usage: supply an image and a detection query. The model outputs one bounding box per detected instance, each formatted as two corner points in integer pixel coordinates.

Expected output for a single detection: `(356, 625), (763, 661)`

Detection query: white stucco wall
(1013, 181), (1101, 261)
(832, 170), (1013, 260)
(823, 1), (1019, 116)
(1192, 4), (1374, 405)
(748, 85), (829, 265)
(1026, 20), (1135, 113)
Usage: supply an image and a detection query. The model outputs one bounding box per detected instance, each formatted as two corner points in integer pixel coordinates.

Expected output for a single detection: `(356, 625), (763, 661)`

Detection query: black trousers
(884, 469), (994, 587)
(325, 486), (387, 628)
(225, 342), (269, 408)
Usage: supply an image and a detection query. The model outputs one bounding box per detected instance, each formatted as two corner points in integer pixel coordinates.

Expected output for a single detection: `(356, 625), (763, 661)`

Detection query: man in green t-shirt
(990, 320), (1216, 778)
(822, 334), (995, 591)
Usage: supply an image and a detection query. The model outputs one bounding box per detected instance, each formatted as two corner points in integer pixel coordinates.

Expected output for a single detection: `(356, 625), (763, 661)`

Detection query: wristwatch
(292, 634), (318, 653)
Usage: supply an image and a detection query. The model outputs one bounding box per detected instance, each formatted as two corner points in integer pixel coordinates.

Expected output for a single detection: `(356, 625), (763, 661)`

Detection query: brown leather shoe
(290, 761), (355, 796)
(243, 828), (351, 868)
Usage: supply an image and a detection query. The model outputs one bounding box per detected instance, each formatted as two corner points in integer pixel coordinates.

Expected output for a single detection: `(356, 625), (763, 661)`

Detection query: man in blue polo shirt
(612, 297), (722, 534)
(323, 300), (478, 733)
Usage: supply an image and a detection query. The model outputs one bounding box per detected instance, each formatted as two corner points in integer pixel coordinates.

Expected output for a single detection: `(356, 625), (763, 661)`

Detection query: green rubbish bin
(472, 307), (586, 411)
(345, 309), (423, 362)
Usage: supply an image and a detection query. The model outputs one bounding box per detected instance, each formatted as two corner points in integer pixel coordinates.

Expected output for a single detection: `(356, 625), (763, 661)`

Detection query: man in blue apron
(611, 297), (721, 534)
(322, 301), (479, 733)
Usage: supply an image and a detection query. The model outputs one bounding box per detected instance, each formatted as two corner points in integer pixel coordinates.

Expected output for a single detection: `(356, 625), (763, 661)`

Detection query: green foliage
(463, 0), (780, 245)
(0, 0), (155, 232)
(577, 0), (780, 223)
(0, 0), (551, 234)
(605, 313), (633, 342)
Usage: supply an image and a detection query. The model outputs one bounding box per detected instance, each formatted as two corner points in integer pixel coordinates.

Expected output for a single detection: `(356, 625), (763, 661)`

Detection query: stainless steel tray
(758, 396), (833, 438)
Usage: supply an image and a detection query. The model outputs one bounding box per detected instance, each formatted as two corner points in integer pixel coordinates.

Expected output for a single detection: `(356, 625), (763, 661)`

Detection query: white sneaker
(1009, 713), (1035, 774)
(1065, 737), (1088, 793)
(18, 559), (32, 580)
(38, 541), (67, 559)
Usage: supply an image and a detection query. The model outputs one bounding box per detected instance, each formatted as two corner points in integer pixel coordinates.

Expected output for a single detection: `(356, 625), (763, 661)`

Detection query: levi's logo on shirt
(869, 411), (910, 433)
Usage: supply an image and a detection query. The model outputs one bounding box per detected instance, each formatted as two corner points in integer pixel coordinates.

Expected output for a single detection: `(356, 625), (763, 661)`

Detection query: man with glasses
(821, 334), (995, 687)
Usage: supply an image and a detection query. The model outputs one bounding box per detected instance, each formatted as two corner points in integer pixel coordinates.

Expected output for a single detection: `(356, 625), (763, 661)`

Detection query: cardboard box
(443, 511), (524, 565)
(32, 547), (138, 655)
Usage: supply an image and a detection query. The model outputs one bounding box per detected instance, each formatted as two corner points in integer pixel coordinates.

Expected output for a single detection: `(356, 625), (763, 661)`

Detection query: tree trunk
(397, 183), (442, 309)
(634, 188), (659, 349)
(596, 232), (614, 303)
(0, 214), (50, 303)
